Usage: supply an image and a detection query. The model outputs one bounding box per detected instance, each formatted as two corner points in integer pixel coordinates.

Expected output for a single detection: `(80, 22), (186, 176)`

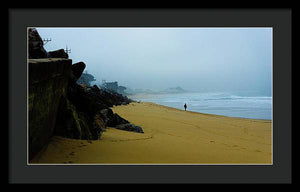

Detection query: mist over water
(36, 27), (272, 119)
(130, 92), (272, 120)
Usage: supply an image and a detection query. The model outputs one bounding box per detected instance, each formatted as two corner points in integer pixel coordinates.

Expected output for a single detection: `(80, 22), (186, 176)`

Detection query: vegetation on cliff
(77, 71), (96, 86)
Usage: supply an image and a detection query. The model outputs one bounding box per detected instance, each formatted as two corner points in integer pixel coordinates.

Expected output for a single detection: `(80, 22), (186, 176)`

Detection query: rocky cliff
(28, 28), (143, 161)
(28, 58), (72, 160)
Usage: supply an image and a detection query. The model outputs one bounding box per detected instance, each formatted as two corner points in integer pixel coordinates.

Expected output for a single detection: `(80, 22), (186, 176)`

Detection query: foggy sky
(36, 27), (272, 96)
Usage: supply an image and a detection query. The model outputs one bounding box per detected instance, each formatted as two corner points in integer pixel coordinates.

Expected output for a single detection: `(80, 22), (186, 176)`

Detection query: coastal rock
(92, 114), (106, 136)
(28, 28), (48, 59)
(55, 96), (93, 140)
(99, 108), (114, 125)
(28, 58), (72, 160)
(29, 59), (105, 158)
(28, 28), (70, 60)
(47, 49), (69, 59)
(107, 113), (129, 127)
(67, 84), (107, 116)
(97, 88), (132, 107)
(28, 27), (137, 160)
(55, 87), (106, 140)
(99, 109), (129, 127)
(71, 62), (86, 80)
(68, 84), (132, 113)
(99, 108), (143, 134)
(115, 123), (144, 133)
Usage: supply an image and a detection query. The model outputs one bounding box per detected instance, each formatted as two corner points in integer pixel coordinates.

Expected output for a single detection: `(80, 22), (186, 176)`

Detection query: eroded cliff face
(28, 28), (47, 59)
(28, 28), (143, 161)
(28, 58), (72, 160)
(28, 58), (106, 160)
(28, 58), (139, 161)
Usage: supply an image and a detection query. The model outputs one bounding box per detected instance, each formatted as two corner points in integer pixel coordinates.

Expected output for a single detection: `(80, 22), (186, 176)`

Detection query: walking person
(184, 103), (187, 111)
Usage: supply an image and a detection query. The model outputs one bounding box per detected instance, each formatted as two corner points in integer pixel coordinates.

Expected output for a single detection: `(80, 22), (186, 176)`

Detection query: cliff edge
(28, 28), (143, 161)
(28, 58), (72, 160)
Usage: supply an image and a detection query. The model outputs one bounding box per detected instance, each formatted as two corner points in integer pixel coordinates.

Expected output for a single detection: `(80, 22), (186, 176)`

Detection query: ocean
(129, 92), (272, 120)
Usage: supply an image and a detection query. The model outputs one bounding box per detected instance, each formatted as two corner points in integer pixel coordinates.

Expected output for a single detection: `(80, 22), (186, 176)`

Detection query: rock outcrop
(71, 62), (86, 80)
(28, 27), (69, 59)
(28, 28), (48, 59)
(115, 123), (144, 133)
(47, 49), (69, 59)
(28, 28), (143, 161)
(28, 58), (72, 160)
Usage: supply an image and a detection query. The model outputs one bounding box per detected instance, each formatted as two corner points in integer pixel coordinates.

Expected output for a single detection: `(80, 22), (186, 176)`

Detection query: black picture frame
(8, 8), (292, 184)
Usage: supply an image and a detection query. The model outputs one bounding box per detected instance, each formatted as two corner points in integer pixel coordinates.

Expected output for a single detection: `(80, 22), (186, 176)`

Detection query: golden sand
(30, 102), (272, 164)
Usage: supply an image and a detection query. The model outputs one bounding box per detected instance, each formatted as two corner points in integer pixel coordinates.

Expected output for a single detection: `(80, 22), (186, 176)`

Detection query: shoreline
(128, 91), (272, 121)
(140, 102), (272, 122)
(30, 102), (272, 164)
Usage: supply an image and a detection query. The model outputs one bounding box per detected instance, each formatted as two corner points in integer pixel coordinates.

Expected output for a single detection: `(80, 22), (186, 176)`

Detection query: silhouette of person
(184, 103), (187, 111)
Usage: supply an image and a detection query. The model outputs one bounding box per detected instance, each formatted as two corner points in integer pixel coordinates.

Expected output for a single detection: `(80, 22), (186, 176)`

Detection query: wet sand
(30, 102), (272, 164)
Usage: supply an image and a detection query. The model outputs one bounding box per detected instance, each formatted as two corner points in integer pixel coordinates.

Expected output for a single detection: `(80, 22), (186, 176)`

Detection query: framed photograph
(8, 8), (292, 184)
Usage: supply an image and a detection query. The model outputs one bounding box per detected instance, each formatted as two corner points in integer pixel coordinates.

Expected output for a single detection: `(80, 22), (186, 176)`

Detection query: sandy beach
(30, 102), (272, 164)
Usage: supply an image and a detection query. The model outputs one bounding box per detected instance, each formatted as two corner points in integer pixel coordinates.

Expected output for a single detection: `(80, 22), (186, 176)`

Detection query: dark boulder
(47, 49), (69, 59)
(54, 95), (93, 140)
(55, 83), (107, 140)
(98, 108), (143, 134)
(99, 108), (114, 125)
(68, 84), (107, 116)
(99, 109), (129, 127)
(28, 28), (48, 59)
(95, 88), (132, 107)
(115, 123), (144, 133)
(56, 77), (135, 140)
(107, 113), (129, 127)
(67, 84), (132, 116)
(54, 94), (105, 140)
(92, 114), (106, 135)
(28, 58), (72, 160)
(70, 62), (86, 82)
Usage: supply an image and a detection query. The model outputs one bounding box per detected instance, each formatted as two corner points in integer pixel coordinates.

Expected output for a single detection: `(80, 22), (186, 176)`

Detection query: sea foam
(130, 92), (272, 120)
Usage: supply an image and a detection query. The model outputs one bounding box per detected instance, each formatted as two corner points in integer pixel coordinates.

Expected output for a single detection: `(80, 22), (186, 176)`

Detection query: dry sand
(30, 102), (272, 164)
